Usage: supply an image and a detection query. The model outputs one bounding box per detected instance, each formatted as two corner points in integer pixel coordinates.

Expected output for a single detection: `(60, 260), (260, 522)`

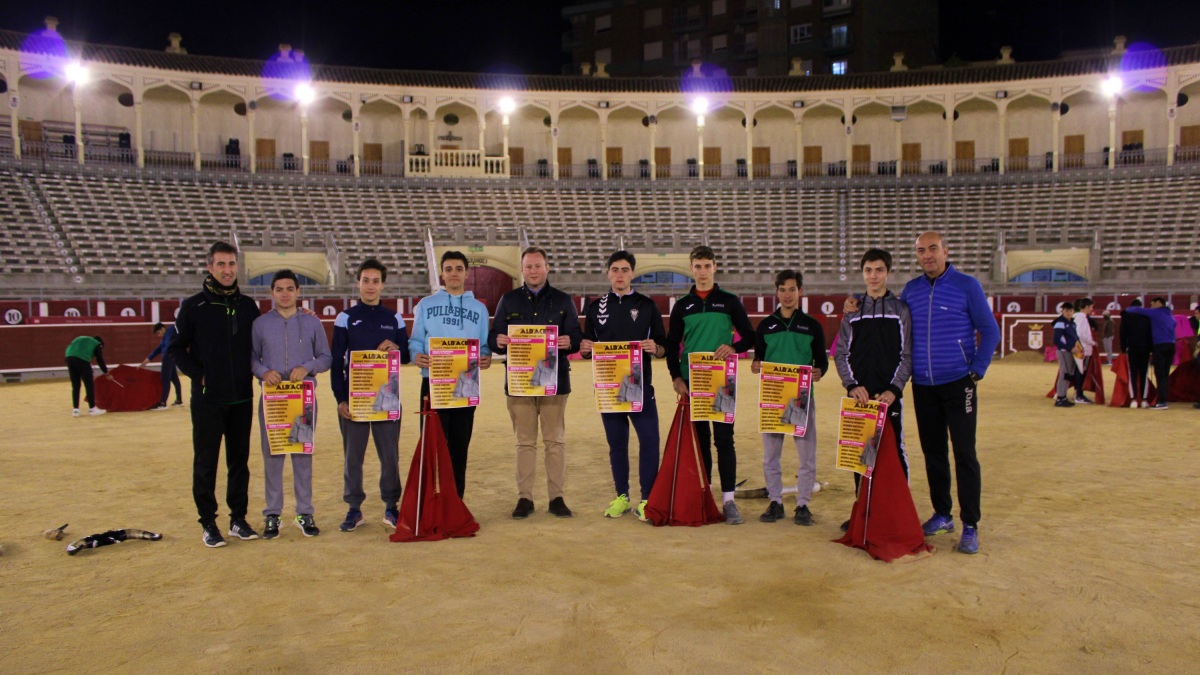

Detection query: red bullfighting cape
(94, 365), (162, 412)
(1107, 353), (1157, 408)
(1045, 352), (1105, 404)
(390, 403), (479, 542)
(644, 398), (724, 527)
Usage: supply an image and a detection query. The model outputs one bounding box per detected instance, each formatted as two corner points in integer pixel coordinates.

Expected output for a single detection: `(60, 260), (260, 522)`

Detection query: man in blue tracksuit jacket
(330, 258), (411, 532)
(140, 323), (183, 409)
(901, 232), (1000, 555)
(408, 250), (493, 499)
(1124, 297), (1179, 409)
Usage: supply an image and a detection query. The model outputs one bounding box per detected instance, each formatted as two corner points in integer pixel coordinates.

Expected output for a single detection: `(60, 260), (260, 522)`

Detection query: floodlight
(294, 83), (315, 105)
(498, 97), (516, 114)
(64, 61), (88, 85)
(1102, 75), (1123, 97)
(692, 97), (709, 115)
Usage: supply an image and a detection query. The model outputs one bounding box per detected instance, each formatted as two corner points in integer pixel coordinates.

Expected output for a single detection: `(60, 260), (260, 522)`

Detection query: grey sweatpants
(258, 398), (315, 517)
(1056, 349), (1077, 399)
(338, 417), (402, 510)
(762, 401), (817, 506)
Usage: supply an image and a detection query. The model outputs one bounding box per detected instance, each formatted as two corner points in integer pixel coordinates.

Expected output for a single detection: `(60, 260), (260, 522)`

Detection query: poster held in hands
(262, 380), (315, 454)
(429, 337), (480, 409)
(349, 350), (401, 422)
(506, 325), (559, 396)
(836, 397), (888, 476)
(758, 363), (813, 436)
(593, 341), (643, 413)
(689, 352), (737, 424)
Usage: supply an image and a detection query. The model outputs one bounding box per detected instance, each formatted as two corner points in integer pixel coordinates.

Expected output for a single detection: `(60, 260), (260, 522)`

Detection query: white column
(1167, 94), (1178, 167)
(745, 109), (754, 180)
(550, 111), (559, 181)
(894, 118), (903, 177)
(599, 119), (608, 181)
(1107, 100), (1117, 170)
(134, 94), (145, 168)
(1051, 105), (1061, 173)
(300, 107), (310, 175)
(649, 120), (657, 181)
(696, 114), (705, 182)
(351, 98), (362, 177)
(191, 97), (201, 171)
(8, 80), (19, 160)
(997, 106), (1007, 175)
(247, 107), (257, 174)
(795, 118), (803, 180)
(844, 111), (854, 179)
(502, 113), (511, 174)
(945, 112), (954, 176)
(402, 107), (414, 170)
(73, 85), (85, 165)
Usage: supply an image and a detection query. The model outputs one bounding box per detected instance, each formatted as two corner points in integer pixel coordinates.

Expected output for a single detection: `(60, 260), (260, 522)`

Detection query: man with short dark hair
(331, 258), (411, 532)
(665, 245), (756, 525)
(170, 241), (263, 548)
(140, 322), (183, 409)
(1121, 298), (1154, 408)
(489, 246), (582, 519)
(753, 269), (827, 526)
(1124, 297), (1178, 410)
(251, 269), (332, 539)
(580, 250), (667, 520)
(409, 250), (493, 499)
(1052, 302), (1080, 408)
(65, 335), (111, 417)
(1071, 298), (1096, 404)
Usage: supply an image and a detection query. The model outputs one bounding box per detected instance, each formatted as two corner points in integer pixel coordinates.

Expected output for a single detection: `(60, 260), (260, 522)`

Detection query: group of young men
(1054, 295), (1193, 410)
(162, 232), (999, 555)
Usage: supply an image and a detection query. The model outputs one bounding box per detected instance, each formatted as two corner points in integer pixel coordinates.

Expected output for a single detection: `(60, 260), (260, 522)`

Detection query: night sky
(0, 0), (1196, 75)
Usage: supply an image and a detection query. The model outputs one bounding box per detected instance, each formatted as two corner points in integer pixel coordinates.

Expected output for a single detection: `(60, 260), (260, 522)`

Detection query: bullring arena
(1, 15), (1199, 673)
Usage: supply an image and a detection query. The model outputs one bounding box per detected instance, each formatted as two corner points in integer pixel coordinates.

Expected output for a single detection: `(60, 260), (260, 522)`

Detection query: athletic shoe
(1074, 395), (1093, 405)
(1129, 401), (1139, 409)
(1054, 398), (1075, 408)
(511, 498), (534, 519)
(295, 514), (320, 537)
(548, 497), (573, 518)
(201, 522), (226, 548)
(723, 500), (744, 525)
(228, 519), (259, 540)
(150, 402), (168, 411)
(921, 513), (955, 536)
(89, 407), (107, 416)
(339, 509), (364, 532)
(793, 505), (814, 526)
(957, 525), (980, 554)
(72, 409), (80, 417)
(383, 507), (399, 528)
(603, 494), (631, 518)
(636, 500), (648, 522)
(1140, 401), (1150, 409)
(173, 400), (184, 407)
(840, 519), (851, 532)
(262, 514), (281, 540)
(1152, 403), (1168, 410)
(759, 501), (785, 523)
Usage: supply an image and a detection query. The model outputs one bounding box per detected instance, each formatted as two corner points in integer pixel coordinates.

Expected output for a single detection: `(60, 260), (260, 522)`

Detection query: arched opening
(849, 101), (891, 176)
(1005, 94), (1052, 171)
(953, 97), (999, 173)
(800, 103), (842, 175)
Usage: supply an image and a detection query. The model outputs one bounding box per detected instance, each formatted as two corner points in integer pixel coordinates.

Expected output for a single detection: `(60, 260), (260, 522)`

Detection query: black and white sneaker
(202, 522), (226, 548)
(295, 514), (320, 537)
(150, 402), (168, 411)
(228, 518), (259, 540)
(262, 514), (281, 539)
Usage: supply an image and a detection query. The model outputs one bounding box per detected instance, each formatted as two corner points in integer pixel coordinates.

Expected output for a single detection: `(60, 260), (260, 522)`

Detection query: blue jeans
(600, 385), (660, 500)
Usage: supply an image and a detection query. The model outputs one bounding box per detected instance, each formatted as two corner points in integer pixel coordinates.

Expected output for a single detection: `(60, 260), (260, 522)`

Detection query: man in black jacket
(580, 251), (667, 520)
(489, 247), (583, 519)
(1120, 298), (1154, 408)
(169, 241), (262, 548)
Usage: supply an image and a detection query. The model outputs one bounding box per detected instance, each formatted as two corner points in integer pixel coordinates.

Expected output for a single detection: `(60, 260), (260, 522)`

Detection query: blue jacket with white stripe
(901, 264), (1000, 386)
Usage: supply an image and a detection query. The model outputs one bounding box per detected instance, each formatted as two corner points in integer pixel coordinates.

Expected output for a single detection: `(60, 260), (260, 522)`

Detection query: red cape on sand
(1168, 348), (1200, 403)
(834, 421), (934, 562)
(1045, 352), (1105, 404)
(390, 405), (479, 542)
(94, 365), (162, 412)
(644, 398), (724, 527)
(1108, 354), (1158, 408)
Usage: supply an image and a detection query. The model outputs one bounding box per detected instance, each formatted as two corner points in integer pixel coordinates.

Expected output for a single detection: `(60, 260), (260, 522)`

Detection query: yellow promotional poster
(429, 337), (480, 409)
(758, 363), (813, 436)
(688, 352), (737, 424)
(348, 350), (401, 422)
(592, 341), (643, 413)
(506, 325), (559, 396)
(262, 380), (315, 455)
(835, 397), (888, 476)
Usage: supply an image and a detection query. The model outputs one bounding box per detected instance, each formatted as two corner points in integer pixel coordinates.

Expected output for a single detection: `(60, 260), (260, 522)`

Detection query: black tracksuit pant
(692, 420), (737, 493)
(420, 378), (476, 498)
(66, 356), (96, 408)
(912, 376), (981, 527)
(1127, 347), (1151, 402)
(1151, 343), (1175, 404)
(191, 400), (253, 525)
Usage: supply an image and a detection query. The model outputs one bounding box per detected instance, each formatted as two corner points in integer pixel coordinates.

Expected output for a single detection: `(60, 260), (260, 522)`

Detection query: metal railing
(143, 149), (193, 169)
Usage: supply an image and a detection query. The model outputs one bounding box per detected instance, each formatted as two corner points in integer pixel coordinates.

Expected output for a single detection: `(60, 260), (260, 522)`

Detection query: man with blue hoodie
(902, 232), (1000, 555)
(331, 258), (411, 532)
(251, 269), (332, 539)
(1124, 297), (1179, 410)
(409, 250), (493, 499)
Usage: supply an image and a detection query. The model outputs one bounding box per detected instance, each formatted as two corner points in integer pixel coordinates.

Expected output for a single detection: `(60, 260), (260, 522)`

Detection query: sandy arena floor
(1, 352), (1197, 673)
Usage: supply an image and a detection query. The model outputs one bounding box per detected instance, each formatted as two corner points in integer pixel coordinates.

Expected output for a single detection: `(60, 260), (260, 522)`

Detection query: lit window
(712, 34), (728, 51)
(790, 23), (812, 44)
(644, 41), (663, 61)
(832, 60), (847, 75)
(595, 15), (611, 33)
(713, 0), (726, 15)
(644, 8), (662, 28)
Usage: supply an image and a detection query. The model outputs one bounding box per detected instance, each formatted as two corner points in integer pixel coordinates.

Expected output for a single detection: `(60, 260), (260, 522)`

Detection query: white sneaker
(1140, 401), (1150, 409)
(1129, 401), (1138, 409)
(89, 407), (107, 416)
(72, 409), (80, 417)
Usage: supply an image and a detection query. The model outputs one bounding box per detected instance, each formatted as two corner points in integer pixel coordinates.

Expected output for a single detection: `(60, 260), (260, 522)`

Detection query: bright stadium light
(498, 96), (516, 114)
(294, 82), (315, 105)
(64, 61), (88, 85)
(1102, 75), (1123, 98)
(691, 97), (709, 115)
